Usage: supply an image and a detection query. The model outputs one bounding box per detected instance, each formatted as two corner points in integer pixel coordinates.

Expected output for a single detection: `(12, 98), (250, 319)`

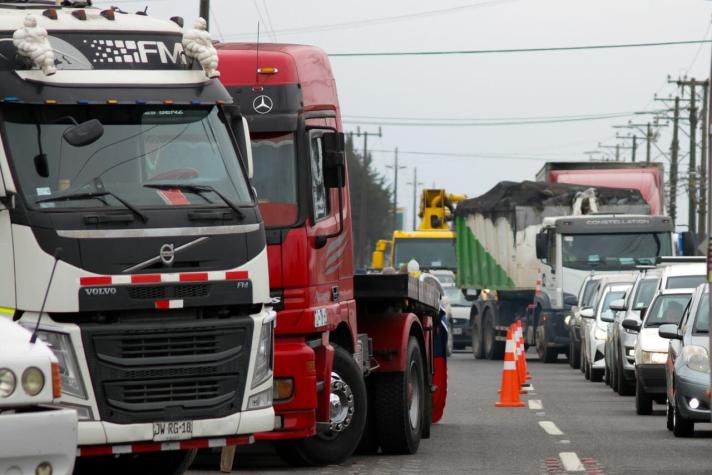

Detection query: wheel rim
(325, 371), (355, 436)
(407, 359), (421, 430)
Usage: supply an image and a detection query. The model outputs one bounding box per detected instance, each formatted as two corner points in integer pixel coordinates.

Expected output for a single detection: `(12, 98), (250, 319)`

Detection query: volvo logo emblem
(253, 95), (274, 114)
(159, 243), (175, 266)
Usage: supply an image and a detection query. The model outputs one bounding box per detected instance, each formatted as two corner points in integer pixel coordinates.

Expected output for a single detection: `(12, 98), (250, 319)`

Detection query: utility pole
(386, 147), (406, 231)
(698, 80), (709, 238)
(199, 0), (210, 29)
(613, 122), (660, 163)
(646, 123), (652, 163)
(614, 134), (640, 162)
(355, 126), (383, 267)
(670, 96), (680, 226)
(407, 168), (424, 231)
(599, 142), (631, 161)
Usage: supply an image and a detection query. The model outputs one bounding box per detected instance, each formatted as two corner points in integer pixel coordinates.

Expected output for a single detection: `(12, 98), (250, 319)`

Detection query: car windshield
(599, 290), (626, 321)
(561, 233), (670, 270)
(632, 278), (659, 310)
(393, 238), (456, 270)
(250, 132), (299, 227)
(666, 275), (706, 289)
(6, 105), (251, 210)
(644, 294), (691, 328)
(693, 293), (709, 334)
(444, 286), (469, 306)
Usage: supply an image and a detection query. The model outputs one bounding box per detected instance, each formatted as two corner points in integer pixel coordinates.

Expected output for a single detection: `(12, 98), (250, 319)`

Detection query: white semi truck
(0, 318), (77, 475)
(0, 3), (273, 473)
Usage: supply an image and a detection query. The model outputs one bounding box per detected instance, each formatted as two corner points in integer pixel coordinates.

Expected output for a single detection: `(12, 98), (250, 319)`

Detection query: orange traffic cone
(496, 327), (525, 408)
(516, 321), (532, 382)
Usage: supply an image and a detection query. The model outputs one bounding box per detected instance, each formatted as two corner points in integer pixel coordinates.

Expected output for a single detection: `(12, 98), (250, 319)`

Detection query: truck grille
(126, 284), (210, 300)
(81, 316), (252, 424)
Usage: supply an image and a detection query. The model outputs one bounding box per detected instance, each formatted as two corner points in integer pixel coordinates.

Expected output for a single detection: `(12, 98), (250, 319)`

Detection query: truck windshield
(561, 233), (670, 270)
(250, 132), (299, 227)
(5, 105), (251, 210)
(393, 238), (456, 270)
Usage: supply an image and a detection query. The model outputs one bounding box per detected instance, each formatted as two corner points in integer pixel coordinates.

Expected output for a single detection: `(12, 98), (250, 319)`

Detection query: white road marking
(559, 452), (585, 472)
(560, 439), (571, 444)
(528, 399), (543, 410)
(539, 421), (564, 436)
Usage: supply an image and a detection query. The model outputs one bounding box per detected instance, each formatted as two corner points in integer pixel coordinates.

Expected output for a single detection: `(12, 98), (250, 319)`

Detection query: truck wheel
(471, 309), (485, 359)
(286, 345), (367, 466)
(74, 449), (196, 475)
(483, 307), (504, 360)
(536, 325), (557, 363)
(372, 337), (425, 455)
(635, 376), (653, 415)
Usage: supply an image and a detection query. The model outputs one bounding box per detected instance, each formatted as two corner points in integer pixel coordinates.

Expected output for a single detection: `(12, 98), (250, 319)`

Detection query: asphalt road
(188, 351), (712, 474)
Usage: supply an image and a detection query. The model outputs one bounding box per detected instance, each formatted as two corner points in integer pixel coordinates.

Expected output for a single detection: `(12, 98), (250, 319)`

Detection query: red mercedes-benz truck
(217, 43), (446, 466)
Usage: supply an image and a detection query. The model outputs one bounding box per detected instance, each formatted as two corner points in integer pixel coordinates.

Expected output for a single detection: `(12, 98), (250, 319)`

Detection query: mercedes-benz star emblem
(253, 95), (274, 114)
(159, 243), (175, 266)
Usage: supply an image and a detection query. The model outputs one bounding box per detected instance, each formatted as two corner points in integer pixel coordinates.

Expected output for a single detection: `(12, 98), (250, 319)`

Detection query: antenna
(255, 22), (260, 85)
(30, 248), (61, 344)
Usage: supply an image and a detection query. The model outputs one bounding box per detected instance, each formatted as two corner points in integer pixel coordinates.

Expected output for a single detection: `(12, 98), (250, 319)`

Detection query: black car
(444, 286), (472, 350)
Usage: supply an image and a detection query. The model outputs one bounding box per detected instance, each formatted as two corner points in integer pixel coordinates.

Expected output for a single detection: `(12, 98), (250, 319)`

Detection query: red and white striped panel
(79, 270), (249, 287)
(77, 435), (254, 457)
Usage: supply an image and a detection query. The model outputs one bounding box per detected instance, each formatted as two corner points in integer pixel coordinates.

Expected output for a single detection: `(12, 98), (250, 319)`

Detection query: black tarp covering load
(455, 180), (647, 217)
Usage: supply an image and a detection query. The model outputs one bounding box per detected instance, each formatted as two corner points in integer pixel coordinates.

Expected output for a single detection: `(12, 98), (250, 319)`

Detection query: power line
(329, 39), (712, 58)
(343, 112), (645, 127)
(367, 149), (578, 161)
(343, 110), (659, 122)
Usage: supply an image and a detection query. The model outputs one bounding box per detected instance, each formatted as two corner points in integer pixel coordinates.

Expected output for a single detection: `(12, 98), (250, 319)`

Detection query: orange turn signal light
(51, 362), (61, 399)
(274, 378), (294, 401)
(257, 67), (278, 75)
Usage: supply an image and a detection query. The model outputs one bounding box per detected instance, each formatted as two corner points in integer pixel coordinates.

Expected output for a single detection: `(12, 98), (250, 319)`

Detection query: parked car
(660, 284), (710, 437)
(444, 286), (472, 350)
(625, 289), (692, 415)
(581, 280), (633, 382)
(566, 274), (600, 369)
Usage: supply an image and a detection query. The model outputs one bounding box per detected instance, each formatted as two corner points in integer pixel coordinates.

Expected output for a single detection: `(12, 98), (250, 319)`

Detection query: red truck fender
(358, 312), (429, 373)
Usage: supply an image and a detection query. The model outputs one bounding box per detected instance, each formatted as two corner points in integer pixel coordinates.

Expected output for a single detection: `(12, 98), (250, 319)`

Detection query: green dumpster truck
(455, 181), (674, 362)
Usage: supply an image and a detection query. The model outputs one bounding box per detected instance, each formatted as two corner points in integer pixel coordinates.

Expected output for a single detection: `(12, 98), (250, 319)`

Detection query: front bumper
(0, 407), (77, 474)
(675, 369), (711, 422)
(637, 364), (666, 396)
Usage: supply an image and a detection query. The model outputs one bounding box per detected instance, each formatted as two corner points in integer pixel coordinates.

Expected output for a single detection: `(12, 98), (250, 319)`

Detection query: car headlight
(21, 367), (45, 396)
(594, 327), (607, 341)
(682, 345), (710, 373)
(251, 318), (274, 389)
(641, 350), (668, 365)
(36, 331), (86, 399)
(626, 347), (635, 358)
(564, 315), (571, 326)
(0, 368), (16, 398)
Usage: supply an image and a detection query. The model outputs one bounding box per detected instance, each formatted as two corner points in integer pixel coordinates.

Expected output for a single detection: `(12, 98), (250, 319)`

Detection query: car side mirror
(658, 323), (682, 340)
(323, 132), (346, 189)
(535, 232), (549, 261)
(609, 299), (626, 312)
(580, 308), (595, 319)
(63, 119), (104, 147)
(622, 318), (641, 332)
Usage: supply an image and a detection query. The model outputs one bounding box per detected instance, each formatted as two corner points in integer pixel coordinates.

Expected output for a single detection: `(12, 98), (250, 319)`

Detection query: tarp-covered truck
(456, 181), (674, 362)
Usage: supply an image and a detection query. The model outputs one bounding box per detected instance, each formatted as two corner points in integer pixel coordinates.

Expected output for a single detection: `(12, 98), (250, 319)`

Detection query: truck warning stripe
(77, 435), (254, 457)
(155, 299), (184, 310)
(79, 270), (249, 286)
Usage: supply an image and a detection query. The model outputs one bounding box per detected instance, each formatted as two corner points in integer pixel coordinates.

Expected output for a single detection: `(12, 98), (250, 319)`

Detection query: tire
(372, 337), (425, 455)
(568, 336), (580, 369)
(536, 324), (557, 363)
(74, 449), (196, 475)
(584, 358), (591, 381)
(666, 399), (674, 431)
(604, 364), (611, 386)
(672, 399), (695, 437)
(483, 308), (501, 360)
(610, 353), (618, 392)
(285, 345), (367, 466)
(590, 367), (603, 382)
(616, 346), (634, 396)
(635, 376), (653, 415)
(471, 308), (485, 359)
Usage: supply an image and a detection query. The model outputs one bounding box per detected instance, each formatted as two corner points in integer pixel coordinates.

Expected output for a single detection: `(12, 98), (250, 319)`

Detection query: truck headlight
(247, 387), (273, 410)
(22, 367), (45, 396)
(0, 368), (16, 398)
(36, 331), (86, 399)
(251, 319), (274, 389)
(683, 346), (710, 373)
(641, 350), (668, 365)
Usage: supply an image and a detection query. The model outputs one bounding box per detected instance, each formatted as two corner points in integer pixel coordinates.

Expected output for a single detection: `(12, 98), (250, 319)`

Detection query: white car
(624, 289), (693, 415)
(0, 318), (78, 475)
(580, 281), (632, 382)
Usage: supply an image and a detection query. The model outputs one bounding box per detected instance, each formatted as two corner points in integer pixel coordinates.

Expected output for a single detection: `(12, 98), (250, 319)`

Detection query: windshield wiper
(36, 190), (148, 222)
(143, 183), (245, 219)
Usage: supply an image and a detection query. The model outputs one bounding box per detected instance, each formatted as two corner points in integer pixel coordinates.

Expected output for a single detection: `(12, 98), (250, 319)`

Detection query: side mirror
(323, 132), (346, 189)
(240, 117), (254, 179)
(580, 308), (595, 319)
(63, 119), (104, 147)
(622, 318), (641, 332)
(658, 323), (682, 340)
(609, 299), (627, 312)
(535, 232), (549, 261)
(464, 288), (479, 302)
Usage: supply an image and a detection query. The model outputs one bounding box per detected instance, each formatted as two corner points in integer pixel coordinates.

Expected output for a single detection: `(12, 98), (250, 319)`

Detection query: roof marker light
(257, 67), (278, 75)
(45, 99), (57, 105)
(216, 100), (225, 105)
(106, 99), (119, 105)
(3, 97), (18, 103)
(42, 9), (58, 20)
(163, 99), (174, 106)
(100, 9), (115, 21)
(252, 86), (264, 92)
(77, 99), (89, 105)
(72, 10), (87, 21)
(135, 99), (146, 105)
(191, 99), (201, 105)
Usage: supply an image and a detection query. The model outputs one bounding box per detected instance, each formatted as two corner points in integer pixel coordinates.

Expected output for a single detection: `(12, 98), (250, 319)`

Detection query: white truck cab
(0, 318), (78, 475)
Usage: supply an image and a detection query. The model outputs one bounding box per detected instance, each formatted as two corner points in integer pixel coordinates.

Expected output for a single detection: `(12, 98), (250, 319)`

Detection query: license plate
(453, 328), (463, 335)
(152, 420), (193, 441)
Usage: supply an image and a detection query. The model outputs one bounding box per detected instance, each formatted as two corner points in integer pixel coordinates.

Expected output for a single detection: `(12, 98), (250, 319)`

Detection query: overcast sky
(99, 0), (711, 230)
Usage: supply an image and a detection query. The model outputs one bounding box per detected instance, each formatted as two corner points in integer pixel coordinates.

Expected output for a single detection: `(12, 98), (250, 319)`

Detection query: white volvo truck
(0, 3), (274, 473)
